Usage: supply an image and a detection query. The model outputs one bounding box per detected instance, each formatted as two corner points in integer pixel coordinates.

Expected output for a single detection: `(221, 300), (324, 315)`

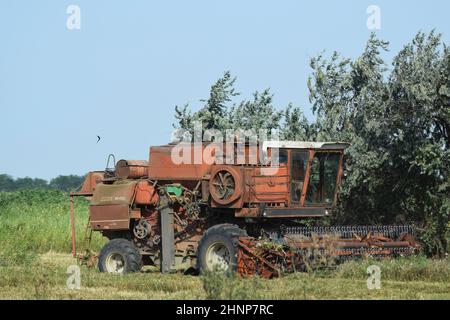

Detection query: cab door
(289, 149), (309, 206)
(303, 151), (342, 207)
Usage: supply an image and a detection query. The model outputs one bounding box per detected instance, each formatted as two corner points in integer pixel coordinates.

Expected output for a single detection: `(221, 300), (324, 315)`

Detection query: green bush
(0, 241), (37, 267)
(0, 189), (106, 261)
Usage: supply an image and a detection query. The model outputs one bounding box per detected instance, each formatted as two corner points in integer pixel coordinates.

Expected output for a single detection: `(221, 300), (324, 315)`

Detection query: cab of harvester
(71, 140), (418, 277)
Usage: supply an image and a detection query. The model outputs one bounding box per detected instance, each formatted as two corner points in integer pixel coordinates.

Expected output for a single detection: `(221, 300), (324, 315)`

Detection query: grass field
(1, 253), (449, 300)
(0, 190), (105, 258)
(0, 190), (449, 300)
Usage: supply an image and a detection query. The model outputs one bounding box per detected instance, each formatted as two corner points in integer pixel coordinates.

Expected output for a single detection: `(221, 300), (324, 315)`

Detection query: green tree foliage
(174, 71), (290, 138)
(387, 31), (450, 255)
(281, 103), (315, 141)
(308, 31), (449, 256)
(0, 174), (48, 191)
(198, 71), (239, 131)
(230, 89), (283, 133)
(0, 174), (85, 192)
(49, 175), (85, 192)
(173, 103), (193, 131)
(0, 174), (15, 191)
(174, 71), (239, 137)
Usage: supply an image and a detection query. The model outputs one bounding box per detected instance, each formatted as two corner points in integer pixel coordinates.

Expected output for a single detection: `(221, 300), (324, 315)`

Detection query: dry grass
(0, 252), (449, 300)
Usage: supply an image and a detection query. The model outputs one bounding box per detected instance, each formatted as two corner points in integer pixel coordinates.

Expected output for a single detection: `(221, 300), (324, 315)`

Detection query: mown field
(0, 190), (449, 300)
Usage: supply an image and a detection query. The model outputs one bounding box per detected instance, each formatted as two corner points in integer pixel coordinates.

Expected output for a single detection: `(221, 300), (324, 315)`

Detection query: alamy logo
(66, 265), (81, 290)
(66, 5), (81, 30)
(366, 5), (381, 30)
(170, 121), (280, 174)
(366, 265), (381, 290)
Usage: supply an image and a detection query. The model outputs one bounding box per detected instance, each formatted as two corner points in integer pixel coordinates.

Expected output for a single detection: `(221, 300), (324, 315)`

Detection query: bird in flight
(97, 135), (101, 143)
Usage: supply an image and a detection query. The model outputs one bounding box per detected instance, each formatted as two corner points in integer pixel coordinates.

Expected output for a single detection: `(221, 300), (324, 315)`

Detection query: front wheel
(197, 224), (246, 274)
(98, 238), (142, 274)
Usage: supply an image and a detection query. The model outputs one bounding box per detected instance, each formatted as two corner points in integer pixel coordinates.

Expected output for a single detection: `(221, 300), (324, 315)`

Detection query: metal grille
(281, 225), (416, 239)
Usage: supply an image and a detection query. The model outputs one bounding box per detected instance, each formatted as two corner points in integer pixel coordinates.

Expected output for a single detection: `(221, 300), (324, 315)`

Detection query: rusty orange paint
(134, 180), (159, 205)
(79, 171), (104, 194)
(115, 160), (148, 179)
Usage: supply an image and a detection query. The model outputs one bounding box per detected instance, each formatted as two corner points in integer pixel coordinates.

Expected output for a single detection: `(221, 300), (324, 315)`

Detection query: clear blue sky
(1, 0), (449, 180)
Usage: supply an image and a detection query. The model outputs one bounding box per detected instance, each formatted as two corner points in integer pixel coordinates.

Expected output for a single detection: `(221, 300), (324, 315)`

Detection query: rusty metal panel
(134, 180), (159, 205)
(115, 160), (148, 179)
(246, 166), (289, 203)
(90, 204), (130, 230)
(148, 142), (267, 181)
(148, 144), (210, 181)
(79, 171), (104, 194)
(130, 209), (141, 219)
(90, 181), (137, 206)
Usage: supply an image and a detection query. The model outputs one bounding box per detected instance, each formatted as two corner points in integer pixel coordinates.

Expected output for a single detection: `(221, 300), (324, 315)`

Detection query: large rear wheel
(98, 238), (143, 274)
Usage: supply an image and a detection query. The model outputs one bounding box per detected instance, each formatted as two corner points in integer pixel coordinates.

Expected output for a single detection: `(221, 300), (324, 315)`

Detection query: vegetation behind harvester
(71, 141), (420, 278)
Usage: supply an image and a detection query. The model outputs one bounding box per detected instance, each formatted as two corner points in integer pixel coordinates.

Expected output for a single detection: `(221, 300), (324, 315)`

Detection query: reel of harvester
(236, 225), (420, 279)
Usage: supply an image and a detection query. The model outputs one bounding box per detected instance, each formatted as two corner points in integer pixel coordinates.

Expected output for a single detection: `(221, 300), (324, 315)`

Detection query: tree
(174, 103), (193, 131)
(173, 71), (239, 138)
(0, 173), (86, 192)
(15, 177), (49, 190)
(230, 89), (282, 133)
(197, 71), (239, 131)
(0, 174), (15, 192)
(174, 72), (295, 140)
(281, 103), (315, 141)
(49, 175), (86, 192)
(386, 31), (450, 255)
(308, 31), (449, 256)
(0, 174), (49, 191)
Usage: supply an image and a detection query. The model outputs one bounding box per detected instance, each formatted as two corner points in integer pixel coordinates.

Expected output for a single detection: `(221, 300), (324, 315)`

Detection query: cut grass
(334, 255), (450, 282)
(0, 253), (449, 300)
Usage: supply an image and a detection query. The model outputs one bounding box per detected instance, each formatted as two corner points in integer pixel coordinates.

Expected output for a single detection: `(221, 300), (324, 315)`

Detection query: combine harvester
(70, 141), (419, 278)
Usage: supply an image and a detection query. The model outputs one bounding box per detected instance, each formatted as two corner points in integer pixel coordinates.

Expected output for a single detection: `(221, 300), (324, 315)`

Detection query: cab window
(305, 152), (340, 206)
(290, 150), (308, 202)
(271, 149), (288, 165)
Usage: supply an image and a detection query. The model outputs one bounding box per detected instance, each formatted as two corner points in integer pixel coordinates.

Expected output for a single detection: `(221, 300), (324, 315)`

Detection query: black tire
(98, 238), (143, 274)
(197, 224), (246, 274)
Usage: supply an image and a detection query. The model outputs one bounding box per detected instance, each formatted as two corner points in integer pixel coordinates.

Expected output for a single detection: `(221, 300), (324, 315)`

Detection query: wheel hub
(105, 253), (125, 273)
(205, 242), (231, 272)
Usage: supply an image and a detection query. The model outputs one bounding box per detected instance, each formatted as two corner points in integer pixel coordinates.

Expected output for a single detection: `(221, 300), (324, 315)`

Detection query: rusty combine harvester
(70, 141), (419, 278)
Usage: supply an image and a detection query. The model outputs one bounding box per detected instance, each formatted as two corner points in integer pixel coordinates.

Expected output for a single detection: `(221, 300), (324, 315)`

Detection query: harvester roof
(262, 141), (350, 150)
